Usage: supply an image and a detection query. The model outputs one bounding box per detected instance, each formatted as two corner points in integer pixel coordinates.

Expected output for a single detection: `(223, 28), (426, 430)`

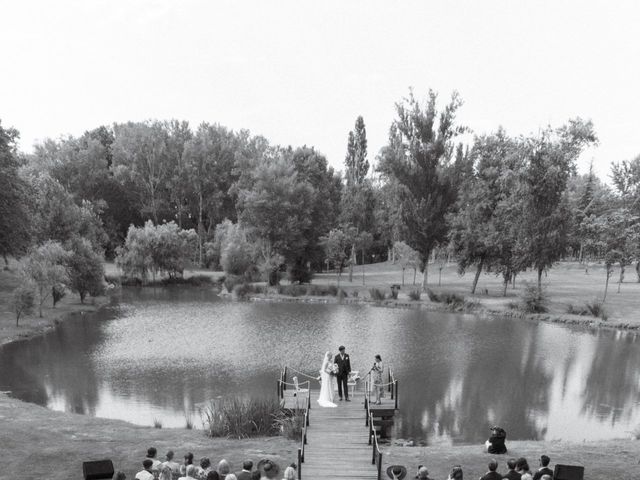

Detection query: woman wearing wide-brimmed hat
(256, 459), (280, 479)
(387, 465), (407, 480)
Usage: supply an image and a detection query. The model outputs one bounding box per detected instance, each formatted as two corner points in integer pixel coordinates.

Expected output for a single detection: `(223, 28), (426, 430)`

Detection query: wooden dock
(278, 368), (399, 480)
(281, 388), (397, 480)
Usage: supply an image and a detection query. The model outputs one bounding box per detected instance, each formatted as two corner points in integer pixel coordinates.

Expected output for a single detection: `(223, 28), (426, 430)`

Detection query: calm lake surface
(1, 287), (640, 445)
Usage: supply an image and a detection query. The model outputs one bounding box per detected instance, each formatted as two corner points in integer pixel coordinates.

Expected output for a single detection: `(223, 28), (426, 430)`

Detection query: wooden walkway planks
(300, 389), (378, 480)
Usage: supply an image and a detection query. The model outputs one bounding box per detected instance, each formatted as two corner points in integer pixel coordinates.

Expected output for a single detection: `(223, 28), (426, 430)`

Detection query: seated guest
(136, 460), (155, 480)
(532, 456), (553, 480)
(282, 466), (296, 480)
(386, 465), (407, 480)
(218, 459), (231, 480)
(147, 447), (162, 471)
(197, 458), (213, 479)
(485, 427), (507, 454)
(113, 472), (126, 480)
(503, 459), (521, 480)
(480, 460), (501, 480)
(257, 460), (280, 479)
(515, 458), (532, 480)
(447, 466), (463, 480)
(179, 465), (199, 480)
(236, 460), (254, 480)
(182, 453), (195, 475)
(207, 472), (220, 480)
(250, 471), (261, 480)
(162, 451), (181, 474)
(159, 466), (173, 480)
(416, 466), (432, 480)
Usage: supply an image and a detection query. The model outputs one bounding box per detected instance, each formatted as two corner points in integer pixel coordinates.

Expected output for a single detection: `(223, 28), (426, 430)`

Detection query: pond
(1, 287), (639, 445)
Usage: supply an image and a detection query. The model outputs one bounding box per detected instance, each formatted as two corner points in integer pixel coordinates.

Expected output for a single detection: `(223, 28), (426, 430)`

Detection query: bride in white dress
(317, 351), (337, 407)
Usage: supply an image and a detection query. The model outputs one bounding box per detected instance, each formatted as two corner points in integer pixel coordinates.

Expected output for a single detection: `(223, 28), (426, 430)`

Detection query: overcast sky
(2, 0), (639, 181)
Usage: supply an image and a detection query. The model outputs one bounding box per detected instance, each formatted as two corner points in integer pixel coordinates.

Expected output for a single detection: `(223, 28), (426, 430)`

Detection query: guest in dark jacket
(236, 460), (253, 480)
(480, 460), (502, 480)
(503, 459), (521, 480)
(532, 456), (553, 480)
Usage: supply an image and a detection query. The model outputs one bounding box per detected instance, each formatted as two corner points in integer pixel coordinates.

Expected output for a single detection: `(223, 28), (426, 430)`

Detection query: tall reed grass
(202, 397), (281, 439)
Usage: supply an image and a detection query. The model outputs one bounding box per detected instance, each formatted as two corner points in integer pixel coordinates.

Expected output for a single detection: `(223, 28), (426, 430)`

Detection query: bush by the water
(427, 289), (465, 307)
(273, 408), (305, 440)
(369, 288), (386, 302)
(232, 283), (266, 300)
(277, 284), (307, 296)
(566, 299), (608, 320)
(408, 289), (421, 301)
(287, 262), (313, 284)
(203, 397), (281, 439)
(520, 283), (549, 313)
(224, 274), (245, 292)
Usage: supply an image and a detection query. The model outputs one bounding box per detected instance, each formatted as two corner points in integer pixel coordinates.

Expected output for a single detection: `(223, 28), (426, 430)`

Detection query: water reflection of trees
(581, 330), (640, 424)
(398, 319), (553, 444)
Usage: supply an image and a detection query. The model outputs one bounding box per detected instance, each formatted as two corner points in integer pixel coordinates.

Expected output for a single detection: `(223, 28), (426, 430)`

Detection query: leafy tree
(166, 120), (193, 228)
(21, 241), (70, 317)
(320, 228), (350, 286)
(11, 281), (35, 326)
(378, 89), (465, 290)
(288, 146), (342, 280)
(372, 179), (406, 262)
(394, 241), (420, 286)
(184, 123), (238, 265)
(518, 118), (598, 288)
(237, 154), (314, 283)
(66, 237), (106, 303)
(0, 121), (31, 265)
(112, 121), (171, 223)
(116, 221), (196, 282)
(448, 130), (519, 294)
(345, 116), (369, 186)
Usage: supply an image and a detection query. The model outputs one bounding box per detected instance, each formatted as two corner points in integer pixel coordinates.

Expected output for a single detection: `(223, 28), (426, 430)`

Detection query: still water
(1, 287), (640, 445)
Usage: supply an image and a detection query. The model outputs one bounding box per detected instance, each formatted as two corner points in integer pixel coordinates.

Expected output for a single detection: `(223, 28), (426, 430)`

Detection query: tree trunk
(438, 267), (442, 286)
(603, 266), (611, 302)
(512, 273), (517, 289)
(413, 268), (416, 285)
(421, 255), (429, 292)
(362, 249), (365, 285)
(618, 263), (625, 293)
(3, 254), (8, 269)
(636, 261), (640, 283)
(471, 258), (484, 294)
(348, 244), (355, 282)
(198, 191), (204, 267)
(401, 268), (405, 286)
(16, 311), (20, 326)
(389, 247), (394, 264)
(578, 243), (584, 264)
(537, 267), (543, 290)
(503, 275), (509, 297)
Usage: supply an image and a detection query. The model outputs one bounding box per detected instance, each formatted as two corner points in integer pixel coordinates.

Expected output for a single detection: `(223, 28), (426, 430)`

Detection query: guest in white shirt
(135, 460), (155, 480)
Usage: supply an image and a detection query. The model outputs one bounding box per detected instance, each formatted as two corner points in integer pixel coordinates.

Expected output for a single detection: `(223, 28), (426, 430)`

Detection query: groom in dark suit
(334, 345), (352, 401)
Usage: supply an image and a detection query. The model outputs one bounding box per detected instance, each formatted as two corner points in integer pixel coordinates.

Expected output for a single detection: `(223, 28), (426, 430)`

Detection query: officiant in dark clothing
(335, 346), (352, 401)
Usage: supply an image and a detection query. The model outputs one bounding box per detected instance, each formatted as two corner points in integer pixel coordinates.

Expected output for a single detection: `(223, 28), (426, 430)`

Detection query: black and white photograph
(1, 1), (639, 479)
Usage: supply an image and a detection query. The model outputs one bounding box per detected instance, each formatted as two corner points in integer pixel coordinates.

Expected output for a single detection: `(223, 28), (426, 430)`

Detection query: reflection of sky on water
(1, 287), (640, 444)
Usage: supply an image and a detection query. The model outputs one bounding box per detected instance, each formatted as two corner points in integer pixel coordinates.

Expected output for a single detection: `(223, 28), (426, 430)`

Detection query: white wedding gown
(317, 356), (337, 407)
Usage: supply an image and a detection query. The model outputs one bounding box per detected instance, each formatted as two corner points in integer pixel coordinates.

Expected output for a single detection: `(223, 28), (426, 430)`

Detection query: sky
(2, 0), (639, 181)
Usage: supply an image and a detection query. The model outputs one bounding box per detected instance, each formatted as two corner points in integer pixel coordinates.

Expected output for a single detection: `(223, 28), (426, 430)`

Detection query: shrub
(566, 300), (608, 320)
(11, 282), (35, 326)
(408, 290), (421, 301)
(203, 397), (281, 439)
(104, 274), (121, 286)
(273, 408), (305, 440)
(369, 288), (386, 302)
(390, 287), (400, 300)
(153, 418), (162, 429)
(440, 292), (465, 308)
(464, 299), (481, 311)
(520, 283), (548, 313)
(277, 284), (307, 297)
(327, 285), (338, 296)
(426, 289), (440, 302)
(224, 274), (244, 293)
(337, 289), (347, 301)
(287, 263), (313, 284)
(351, 290), (359, 298)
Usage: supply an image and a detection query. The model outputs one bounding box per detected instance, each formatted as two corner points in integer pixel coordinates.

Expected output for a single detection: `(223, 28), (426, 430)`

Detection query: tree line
(1, 88), (637, 310)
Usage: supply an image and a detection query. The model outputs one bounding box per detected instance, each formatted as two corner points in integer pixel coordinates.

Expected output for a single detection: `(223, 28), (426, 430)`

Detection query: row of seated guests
(406, 455), (553, 480)
(116, 448), (295, 480)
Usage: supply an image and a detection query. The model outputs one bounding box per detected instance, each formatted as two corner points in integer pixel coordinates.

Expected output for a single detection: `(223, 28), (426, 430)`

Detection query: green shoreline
(2, 287), (640, 479)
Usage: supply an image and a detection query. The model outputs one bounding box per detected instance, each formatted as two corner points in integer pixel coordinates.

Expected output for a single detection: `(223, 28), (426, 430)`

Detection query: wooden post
(391, 380), (394, 400)
(371, 434), (376, 464)
(388, 369), (391, 392)
(395, 381), (398, 410)
(283, 366), (288, 391)
(377, 452), (382, 480)
(368, 416), (373, 444)
(297, 448), (302, 479)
